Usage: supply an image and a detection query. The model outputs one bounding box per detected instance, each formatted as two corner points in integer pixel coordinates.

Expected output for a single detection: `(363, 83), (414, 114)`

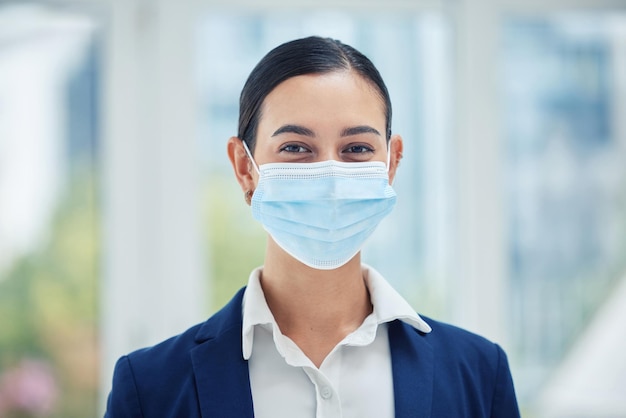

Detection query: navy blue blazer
(105, 287), (520, 417)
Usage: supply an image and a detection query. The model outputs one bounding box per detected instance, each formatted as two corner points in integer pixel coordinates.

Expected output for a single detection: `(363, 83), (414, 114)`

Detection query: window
(0, 5), (100, 417)
(503, 13), (626, 412)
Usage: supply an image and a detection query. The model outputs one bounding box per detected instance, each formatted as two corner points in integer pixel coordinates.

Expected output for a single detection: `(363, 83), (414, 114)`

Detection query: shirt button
(320, 386), (332, 399)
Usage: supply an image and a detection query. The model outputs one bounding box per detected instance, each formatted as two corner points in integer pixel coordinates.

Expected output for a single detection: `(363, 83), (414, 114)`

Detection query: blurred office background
(0, 0), (625, 417)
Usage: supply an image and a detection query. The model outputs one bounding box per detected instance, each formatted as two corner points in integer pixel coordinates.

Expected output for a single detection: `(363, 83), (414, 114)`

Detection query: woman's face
(228, 70), (403, 194)
(254, 70), (397, 167)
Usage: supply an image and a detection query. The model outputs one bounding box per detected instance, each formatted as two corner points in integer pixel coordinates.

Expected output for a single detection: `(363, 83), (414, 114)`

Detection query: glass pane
(195, 12), (456, 316)
(0, 4), (100, 418)
(503, 13), (626, 411)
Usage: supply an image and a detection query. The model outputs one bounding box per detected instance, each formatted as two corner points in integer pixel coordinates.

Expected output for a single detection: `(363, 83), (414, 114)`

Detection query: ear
(387, 134), (403, 184)
(227, 137), (257, 201)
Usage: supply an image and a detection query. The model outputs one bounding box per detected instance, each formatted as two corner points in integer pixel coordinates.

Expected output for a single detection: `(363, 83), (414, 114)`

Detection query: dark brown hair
(238, 36), (392, 153)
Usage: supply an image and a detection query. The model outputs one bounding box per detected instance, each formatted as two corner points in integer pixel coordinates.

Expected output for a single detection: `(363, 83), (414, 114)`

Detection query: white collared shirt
(242, 264), (431, 418)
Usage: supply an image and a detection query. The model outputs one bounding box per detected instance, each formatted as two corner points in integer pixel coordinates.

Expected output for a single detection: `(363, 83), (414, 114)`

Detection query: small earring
(244, 190), (253, 205)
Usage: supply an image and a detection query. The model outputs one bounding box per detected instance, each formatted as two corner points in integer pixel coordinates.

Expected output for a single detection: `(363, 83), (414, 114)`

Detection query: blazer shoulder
(125, 286), (247, 372)
(416, 316), (506, 393)
(105, 288), (248, 417)
(419, 315), (501, 358)
(413, 317), (520, 417)
(126, 322), (203, 372)
(390, 316), (508, 390)
(106, 324), (205, 418)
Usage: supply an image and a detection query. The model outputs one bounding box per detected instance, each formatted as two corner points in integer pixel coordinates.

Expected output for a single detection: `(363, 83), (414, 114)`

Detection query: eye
(343, 144), (375, 154)
(280, 143), (311, 153)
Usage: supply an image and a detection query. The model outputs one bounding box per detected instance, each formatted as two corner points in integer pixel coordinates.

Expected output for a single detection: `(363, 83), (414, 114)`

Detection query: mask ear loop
(242, 140), (260, 175)
(385, 141), (391, 173)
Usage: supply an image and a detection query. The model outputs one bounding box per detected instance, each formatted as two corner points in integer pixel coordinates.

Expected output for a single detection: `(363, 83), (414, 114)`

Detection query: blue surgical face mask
(243, 141), (396, 270)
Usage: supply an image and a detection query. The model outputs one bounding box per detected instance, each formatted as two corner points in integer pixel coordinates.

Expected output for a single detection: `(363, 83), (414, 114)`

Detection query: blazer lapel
(389, 320), (434, 418)
(190, 288), (254, 418)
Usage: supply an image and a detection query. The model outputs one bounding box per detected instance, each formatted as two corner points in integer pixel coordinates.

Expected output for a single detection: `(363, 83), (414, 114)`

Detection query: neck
(260, 238), (372, 367)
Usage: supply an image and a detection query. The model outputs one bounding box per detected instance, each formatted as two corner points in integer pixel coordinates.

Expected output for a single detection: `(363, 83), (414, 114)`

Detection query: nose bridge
(317, 142), (340, 162)
(319, 149), (340, 162)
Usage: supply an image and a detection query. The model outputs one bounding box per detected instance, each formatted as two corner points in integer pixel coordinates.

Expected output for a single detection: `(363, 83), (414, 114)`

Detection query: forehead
(260, 70), (386, 122)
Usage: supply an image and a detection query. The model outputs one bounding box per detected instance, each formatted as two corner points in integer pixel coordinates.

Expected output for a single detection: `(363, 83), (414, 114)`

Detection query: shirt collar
(363, 264), (432, 333)
(241, 264), (431, 360)
(241, 266), (273, 360)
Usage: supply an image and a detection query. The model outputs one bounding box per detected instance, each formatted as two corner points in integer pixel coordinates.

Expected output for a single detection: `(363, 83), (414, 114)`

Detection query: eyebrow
(271, 124), (381, 138)
(341, 126), (381, 137)
(272, 124), (315, 137)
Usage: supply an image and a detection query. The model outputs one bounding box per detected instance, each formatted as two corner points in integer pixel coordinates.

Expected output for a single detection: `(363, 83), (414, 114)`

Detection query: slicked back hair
(238, 36), (392, 153)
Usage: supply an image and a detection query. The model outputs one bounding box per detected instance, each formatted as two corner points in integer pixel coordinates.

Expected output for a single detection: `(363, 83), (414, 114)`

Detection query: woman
(105, 36), (520, 418)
